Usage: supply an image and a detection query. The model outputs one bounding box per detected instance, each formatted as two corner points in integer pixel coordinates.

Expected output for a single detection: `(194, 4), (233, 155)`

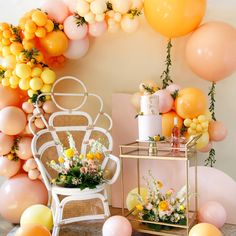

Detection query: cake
(138, 94), (162, 141)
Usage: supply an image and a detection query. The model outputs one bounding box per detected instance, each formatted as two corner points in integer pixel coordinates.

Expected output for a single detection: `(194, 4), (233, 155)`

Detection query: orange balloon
(144, 0), (206, 38)
(189, 223), (222, 236)
(39, 31), (68, 57)
(0, 106), (27, 135)
(15, 224), (51, 236)
(0, 85), (20, 109)
(162, 111), (183, 137)
(175, 88), (207, 119)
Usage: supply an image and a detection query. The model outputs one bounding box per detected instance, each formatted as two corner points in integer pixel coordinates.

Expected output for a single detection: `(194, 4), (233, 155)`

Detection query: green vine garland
(160, 39), (173, 89)
(205, 82), (216, 167)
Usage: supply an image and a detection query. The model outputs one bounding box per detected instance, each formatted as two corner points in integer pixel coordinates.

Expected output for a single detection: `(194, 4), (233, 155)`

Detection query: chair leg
(102, 189), (110, 217)
(52, 225), (60, 236)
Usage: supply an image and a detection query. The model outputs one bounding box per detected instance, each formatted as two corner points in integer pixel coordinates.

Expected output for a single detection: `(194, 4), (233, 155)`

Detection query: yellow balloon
(196, 132), (209, 150)
(41, 68), (56, 84)
(30, 77), (44, 90)
(126, 187), (148, 215)
(20, 204), (53, 231)
(189, 223), (222, 236)
(19, 78), (30, 90)
(40, 84), (52, 93)
(16, 63), (31, 79)
(3, 55), (17, 69)
(144, 0), (206, 38)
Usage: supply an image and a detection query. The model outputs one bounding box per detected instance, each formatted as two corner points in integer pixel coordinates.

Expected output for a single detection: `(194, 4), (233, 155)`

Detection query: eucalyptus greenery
(160, 39), (173, 89)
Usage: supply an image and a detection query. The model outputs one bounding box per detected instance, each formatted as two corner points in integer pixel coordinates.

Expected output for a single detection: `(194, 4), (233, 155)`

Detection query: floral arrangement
(48, 133), (106, 190)
(135, 172), (187, 231)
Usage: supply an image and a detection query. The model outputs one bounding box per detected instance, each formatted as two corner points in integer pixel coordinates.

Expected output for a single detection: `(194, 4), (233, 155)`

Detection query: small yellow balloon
(40, 84), (52, 93)
(20, 204), (53, 231)
(3, 55), (17, 69)
(30, 77), (44, 90)
(41, 68), (56, 84)
(19, 78), (30, 90)
(189, 223), (222, 236)
(31, 67), (43, 77)
(28, 89), (37, 97)
(196, 132), (209, 150)
(16, 63), (31, 79)
(126, 187), (148, 215)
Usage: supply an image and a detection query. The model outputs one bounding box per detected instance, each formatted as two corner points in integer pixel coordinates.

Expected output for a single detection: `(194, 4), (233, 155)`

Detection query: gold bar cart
(119, 135), (200, 236)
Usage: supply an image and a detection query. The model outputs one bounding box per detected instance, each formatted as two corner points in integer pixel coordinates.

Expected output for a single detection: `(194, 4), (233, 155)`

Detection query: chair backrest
(30, 76), (114, 190)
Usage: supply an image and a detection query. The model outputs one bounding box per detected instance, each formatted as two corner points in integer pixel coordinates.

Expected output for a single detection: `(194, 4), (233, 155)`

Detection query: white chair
(30, 77), (121, 236)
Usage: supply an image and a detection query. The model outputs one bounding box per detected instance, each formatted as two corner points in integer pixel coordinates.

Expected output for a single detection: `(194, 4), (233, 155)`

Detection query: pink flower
(80, 167), (88, 174)
(146, 203), (153, 210)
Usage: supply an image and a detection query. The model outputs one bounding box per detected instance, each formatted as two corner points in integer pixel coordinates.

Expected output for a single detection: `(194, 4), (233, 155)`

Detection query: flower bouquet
(135, 171), (187, 231)
(48, 133), (106, 190)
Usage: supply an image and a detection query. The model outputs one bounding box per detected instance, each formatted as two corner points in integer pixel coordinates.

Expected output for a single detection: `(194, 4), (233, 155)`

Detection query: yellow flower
(79, 154), (84, 159)
(50, 160), (56, 165)
(154, 135), (160, 141)
(7, 153), (14, 161)
(159, 201), (169, 211)
(179, 205), (185, 211)
(58, 156), (65, 163)
(60, 175), (66, 181)
(136, 204), (143, 211)
(157, 180), (163, 189)
(51, 178), (56, 184)
(86, 152), (94, 160)
(95, 152), (102, 160)
(64, 148), (74, 158)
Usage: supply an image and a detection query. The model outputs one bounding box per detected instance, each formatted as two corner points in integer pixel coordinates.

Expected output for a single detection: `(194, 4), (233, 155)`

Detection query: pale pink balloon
(64, 15), (88, 40)
(64, 0), (78, 13)
(89, 21), (107, 37)
(198, 201), (227, 228)
(63, 37), (90, 59)
(41, 0), (69, 23)
(185, 21), (236, 82)
(199, 141), (213, 153)
(42, 100), (58, 114)
(0, 174), (48, 223)
(209, 121), (227, 141)
(102, 215), (132, 236)
(0, 106), (27, 135)
(22, 102), (34, 114)
(24, 158), (37, 170)
(0, 85), (20, 109)
(15, 137), (33, 160)
(28, 169), (40, 180)
(154, 90), (174, 113)
(0, 156), (21, 178)
(34, 118), (46, 129)
(166, 84), (182, 94)
(24, 123), (36, 136)
(0, 132), (14, 156)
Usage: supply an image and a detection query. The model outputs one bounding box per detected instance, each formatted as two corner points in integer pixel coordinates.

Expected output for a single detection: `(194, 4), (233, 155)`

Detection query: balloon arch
(0, 0), (235, 227)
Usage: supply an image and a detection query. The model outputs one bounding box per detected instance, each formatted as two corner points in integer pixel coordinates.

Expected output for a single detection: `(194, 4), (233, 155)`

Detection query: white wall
(0, 0), (236, 180)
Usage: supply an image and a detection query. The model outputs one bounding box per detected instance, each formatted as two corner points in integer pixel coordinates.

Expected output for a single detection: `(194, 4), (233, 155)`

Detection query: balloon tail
(205, 148), (216, 167)
(208, 82), (216, 121)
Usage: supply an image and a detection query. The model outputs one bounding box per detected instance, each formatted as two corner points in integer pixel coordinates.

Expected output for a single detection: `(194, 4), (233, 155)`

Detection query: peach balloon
(41, 0), (69, 23)
(0, 132), (14, 156)
(0, 85), (20, 109)
(15, 137), (33, 160)
(34, 118), (46, 129)
(166, 84), (181, 94)
(186, 21), (236, 82)
(22, 102), (34, 114)
(162, 111), (183, 137)
(189, 223), (222, 236)
(0, 106), (27, 135)
(65, 0), (78, 13)
(0, 174), (48, 223)
(42, 100), (58, 113)
(25, 158), (38, 170)
(154, 90), (174, 113)
(144, 0), (206, 38)
(175, 88), (207, 119)
(198, 201), (227, 228)
(28, 169), (41, 180)
(15, 224), (51, 236)
(89, 21), (107, 37)
(0, 156), (21, 178)
(209, 121), (227, 141)
(64, 15), (88, 40)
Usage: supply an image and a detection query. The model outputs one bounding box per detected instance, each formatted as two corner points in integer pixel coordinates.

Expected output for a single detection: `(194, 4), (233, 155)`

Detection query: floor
(2, 209), (236, 236)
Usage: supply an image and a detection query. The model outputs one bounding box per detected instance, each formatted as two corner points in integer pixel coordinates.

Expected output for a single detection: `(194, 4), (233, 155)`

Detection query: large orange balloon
(144, 0), (206, 38)
(0, 106), (27, 135)
(39, 31), (68, 57)
(0, 85), (20, 109)
(189, 223), (222, 236)
(0, 174), (48, 223)
(186, 21), (236, 82)
(162, 111), (183, 137)
(175, 88), (207, 119)
(15, 224), (51, 236)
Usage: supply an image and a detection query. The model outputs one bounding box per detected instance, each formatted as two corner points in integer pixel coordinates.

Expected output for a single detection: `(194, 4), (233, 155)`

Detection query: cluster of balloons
(131, 81), (227, 151)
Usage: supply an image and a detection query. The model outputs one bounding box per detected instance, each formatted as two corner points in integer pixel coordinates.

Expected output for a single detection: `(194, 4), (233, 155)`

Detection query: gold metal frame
(119, 135), (200, 236)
